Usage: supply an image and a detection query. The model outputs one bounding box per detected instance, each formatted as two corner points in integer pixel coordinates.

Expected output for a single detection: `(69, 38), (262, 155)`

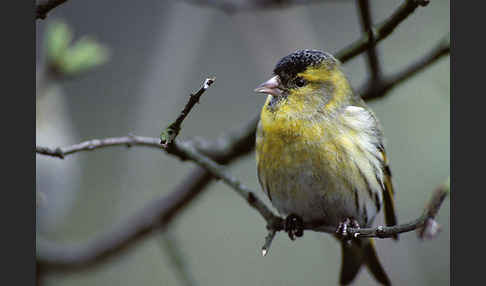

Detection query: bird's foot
(284, 214), (304, 241)
(336, 218), (360, 243)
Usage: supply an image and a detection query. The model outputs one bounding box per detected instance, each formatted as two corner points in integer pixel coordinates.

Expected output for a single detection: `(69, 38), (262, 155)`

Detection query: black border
(451, 1), (480, 285)
(4, 0), (35, 285)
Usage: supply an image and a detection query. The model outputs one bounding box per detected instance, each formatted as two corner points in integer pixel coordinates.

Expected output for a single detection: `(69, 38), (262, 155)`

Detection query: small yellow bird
(254, 49), (398, 285)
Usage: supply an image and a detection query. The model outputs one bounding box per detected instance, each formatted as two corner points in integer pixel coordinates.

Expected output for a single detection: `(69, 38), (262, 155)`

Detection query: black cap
(273, 49), (335, 84)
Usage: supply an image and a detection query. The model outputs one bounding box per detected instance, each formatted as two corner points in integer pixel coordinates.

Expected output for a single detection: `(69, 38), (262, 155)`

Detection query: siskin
(255, 49), (398, 285)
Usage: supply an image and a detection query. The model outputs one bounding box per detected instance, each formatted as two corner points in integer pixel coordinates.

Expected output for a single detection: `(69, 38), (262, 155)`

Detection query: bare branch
(160, 77), (215, 147)
(417, 177), (450, 239)
(361, 35), (450, 100)
(357, 0), (382, 82)
(336, 0), (430, 63)
(176, 141), (279, 223)
(36, 135), (161, 159)
(37, 117), (258, 272)
(36, 0), (69, 19)
(261, 229), (277, 256)
(159, 141), (450, 250)
(261, 178), (449, 253)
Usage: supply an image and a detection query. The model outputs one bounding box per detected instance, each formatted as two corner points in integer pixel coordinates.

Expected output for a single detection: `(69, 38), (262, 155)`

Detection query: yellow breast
(255, 96), (368, 194)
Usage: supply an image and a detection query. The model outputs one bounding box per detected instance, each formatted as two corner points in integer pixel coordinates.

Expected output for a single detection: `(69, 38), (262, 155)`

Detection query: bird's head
(255, 49), (352, 115)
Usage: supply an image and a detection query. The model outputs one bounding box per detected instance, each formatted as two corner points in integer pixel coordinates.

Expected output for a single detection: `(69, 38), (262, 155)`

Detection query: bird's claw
(336, 218), (360, 243)
(284, 214), (304, 241)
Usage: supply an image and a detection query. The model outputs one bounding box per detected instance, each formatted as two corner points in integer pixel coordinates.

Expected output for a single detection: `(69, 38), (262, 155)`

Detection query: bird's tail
(339, 238), (391, 285)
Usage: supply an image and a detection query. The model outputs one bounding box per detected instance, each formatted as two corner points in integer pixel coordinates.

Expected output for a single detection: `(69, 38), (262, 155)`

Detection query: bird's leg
(284, 214), (304, 241)
(336, 218), (360, 242)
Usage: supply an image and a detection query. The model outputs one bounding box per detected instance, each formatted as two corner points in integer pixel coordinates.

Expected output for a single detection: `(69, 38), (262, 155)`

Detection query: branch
(175, 141), (279, 223)
(36, 0), (69, 19)
(361, 35), (450, 100)
(40, 130), (445, 254)
(37, 117), (258, 272)
(160, 143), (449, 254)
(348, 178), (450, 239)
(160, 77), (215, 147)
(336, 0), (430, 63)
(357, 0), (382, 82)
(36, 135), (160, 159)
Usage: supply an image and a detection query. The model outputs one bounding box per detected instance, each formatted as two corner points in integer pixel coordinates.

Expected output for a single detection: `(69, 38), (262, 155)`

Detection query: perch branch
(36, 0), (69, 19)
(41, 131), (445, 253)
(161, 143), (449, 253)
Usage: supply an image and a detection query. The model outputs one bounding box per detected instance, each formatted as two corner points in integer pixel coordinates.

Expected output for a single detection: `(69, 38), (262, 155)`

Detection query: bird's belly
(257, 140), (365, 227)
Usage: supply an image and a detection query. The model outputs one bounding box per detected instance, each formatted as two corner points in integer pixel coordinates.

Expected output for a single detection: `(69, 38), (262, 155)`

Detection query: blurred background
(36, 0), (450, 285)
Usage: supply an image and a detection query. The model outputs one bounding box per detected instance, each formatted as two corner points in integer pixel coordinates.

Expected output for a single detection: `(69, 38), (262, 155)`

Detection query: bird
(254, 49), (398, 285)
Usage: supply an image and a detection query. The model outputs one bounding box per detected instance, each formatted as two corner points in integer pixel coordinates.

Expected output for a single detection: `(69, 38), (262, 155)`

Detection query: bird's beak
(254, 75), (283, 97)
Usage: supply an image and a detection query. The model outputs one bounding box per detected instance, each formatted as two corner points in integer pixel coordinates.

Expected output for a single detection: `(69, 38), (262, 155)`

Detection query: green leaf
(59, 36), (110, 75)
(46, 20), (73, 64)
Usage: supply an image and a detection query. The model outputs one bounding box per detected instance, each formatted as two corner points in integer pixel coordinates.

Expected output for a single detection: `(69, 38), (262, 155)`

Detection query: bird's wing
(341, 105), (398, 237)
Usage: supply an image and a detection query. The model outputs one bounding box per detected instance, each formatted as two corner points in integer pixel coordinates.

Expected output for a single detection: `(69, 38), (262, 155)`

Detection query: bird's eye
(295, 77), (307, 87)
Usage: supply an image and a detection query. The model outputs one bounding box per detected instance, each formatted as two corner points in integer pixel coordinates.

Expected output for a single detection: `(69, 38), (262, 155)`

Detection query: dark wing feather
(379, 147), (398, 240)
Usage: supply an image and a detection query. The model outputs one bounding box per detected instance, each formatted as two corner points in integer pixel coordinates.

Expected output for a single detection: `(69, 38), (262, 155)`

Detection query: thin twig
(36, 0), (69, 19)
(336, 0), (430, 63)
(417, 177), (450, 239)
(361, 35), (450, 100)
(36, 136), (161, 159)
(357, 0), (382, 82)
(160, 77), (216, 147)
(261, 229), (277, 256)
